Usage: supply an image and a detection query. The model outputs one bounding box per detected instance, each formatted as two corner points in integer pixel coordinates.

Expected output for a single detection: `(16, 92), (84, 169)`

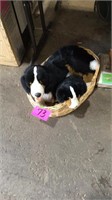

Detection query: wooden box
(0, 1), (25, 67)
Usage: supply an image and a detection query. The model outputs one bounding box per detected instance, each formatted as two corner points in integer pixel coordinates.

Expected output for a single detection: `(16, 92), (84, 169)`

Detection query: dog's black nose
(35, 93), (41, 98)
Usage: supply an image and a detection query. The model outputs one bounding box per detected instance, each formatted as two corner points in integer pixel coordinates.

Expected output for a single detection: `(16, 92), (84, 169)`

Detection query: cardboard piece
(97, 52), (112, 88)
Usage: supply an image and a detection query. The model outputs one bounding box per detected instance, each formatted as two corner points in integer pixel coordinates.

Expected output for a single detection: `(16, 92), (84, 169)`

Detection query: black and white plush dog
(21, 45), (99, 103)
(21, 64), (68, 103)
(56, 75), (87, 108)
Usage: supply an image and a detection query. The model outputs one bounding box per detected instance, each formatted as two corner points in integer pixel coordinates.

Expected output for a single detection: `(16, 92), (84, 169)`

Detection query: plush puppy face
(56, 75), (87, 103)
(31, 66), (46, 100)
(21, 65), (51, 102)
(56, 86), (73, 103)
(56, 85), (79, 108)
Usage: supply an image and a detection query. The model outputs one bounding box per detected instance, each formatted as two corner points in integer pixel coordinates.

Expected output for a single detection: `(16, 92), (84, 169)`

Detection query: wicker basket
(27, 47), (100, 117)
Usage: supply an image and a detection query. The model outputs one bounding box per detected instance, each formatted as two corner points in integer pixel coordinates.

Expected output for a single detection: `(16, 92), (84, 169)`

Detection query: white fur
(31, 66), (53, 102)
(69, 86), (79, 109)
(89, 60), (100, 71)
(31, 66), (44, 98)
(43, 92), (53, 102)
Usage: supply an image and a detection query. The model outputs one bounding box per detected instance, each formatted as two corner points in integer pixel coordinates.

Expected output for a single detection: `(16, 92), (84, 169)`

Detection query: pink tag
(31, 106), (51, 121)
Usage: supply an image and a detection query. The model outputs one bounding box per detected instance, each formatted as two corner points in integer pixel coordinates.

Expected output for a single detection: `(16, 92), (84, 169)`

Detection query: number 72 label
(31, 106), (51, 121)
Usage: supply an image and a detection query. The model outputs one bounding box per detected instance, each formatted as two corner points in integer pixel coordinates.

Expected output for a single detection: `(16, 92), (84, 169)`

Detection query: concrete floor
(0, 1), (111, 200)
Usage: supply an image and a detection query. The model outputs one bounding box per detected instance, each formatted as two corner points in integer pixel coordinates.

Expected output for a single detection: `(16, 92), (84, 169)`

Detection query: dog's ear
(20, 65), (34, 94)
(21, 75), (30, 94)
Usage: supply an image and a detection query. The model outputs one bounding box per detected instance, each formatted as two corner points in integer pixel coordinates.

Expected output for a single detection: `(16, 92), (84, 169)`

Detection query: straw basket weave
(27, 47), (100, 117)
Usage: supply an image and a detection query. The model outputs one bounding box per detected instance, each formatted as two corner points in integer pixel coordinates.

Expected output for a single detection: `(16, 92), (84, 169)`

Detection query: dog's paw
(43, 92), (53, 102)
(69, 98), (79, 109)
(69, 86), (79, 109)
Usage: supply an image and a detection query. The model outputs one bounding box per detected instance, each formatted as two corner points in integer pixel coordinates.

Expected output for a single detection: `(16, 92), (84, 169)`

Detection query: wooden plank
(0, 20), (17, 66)
(0, 1), (25, 67)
